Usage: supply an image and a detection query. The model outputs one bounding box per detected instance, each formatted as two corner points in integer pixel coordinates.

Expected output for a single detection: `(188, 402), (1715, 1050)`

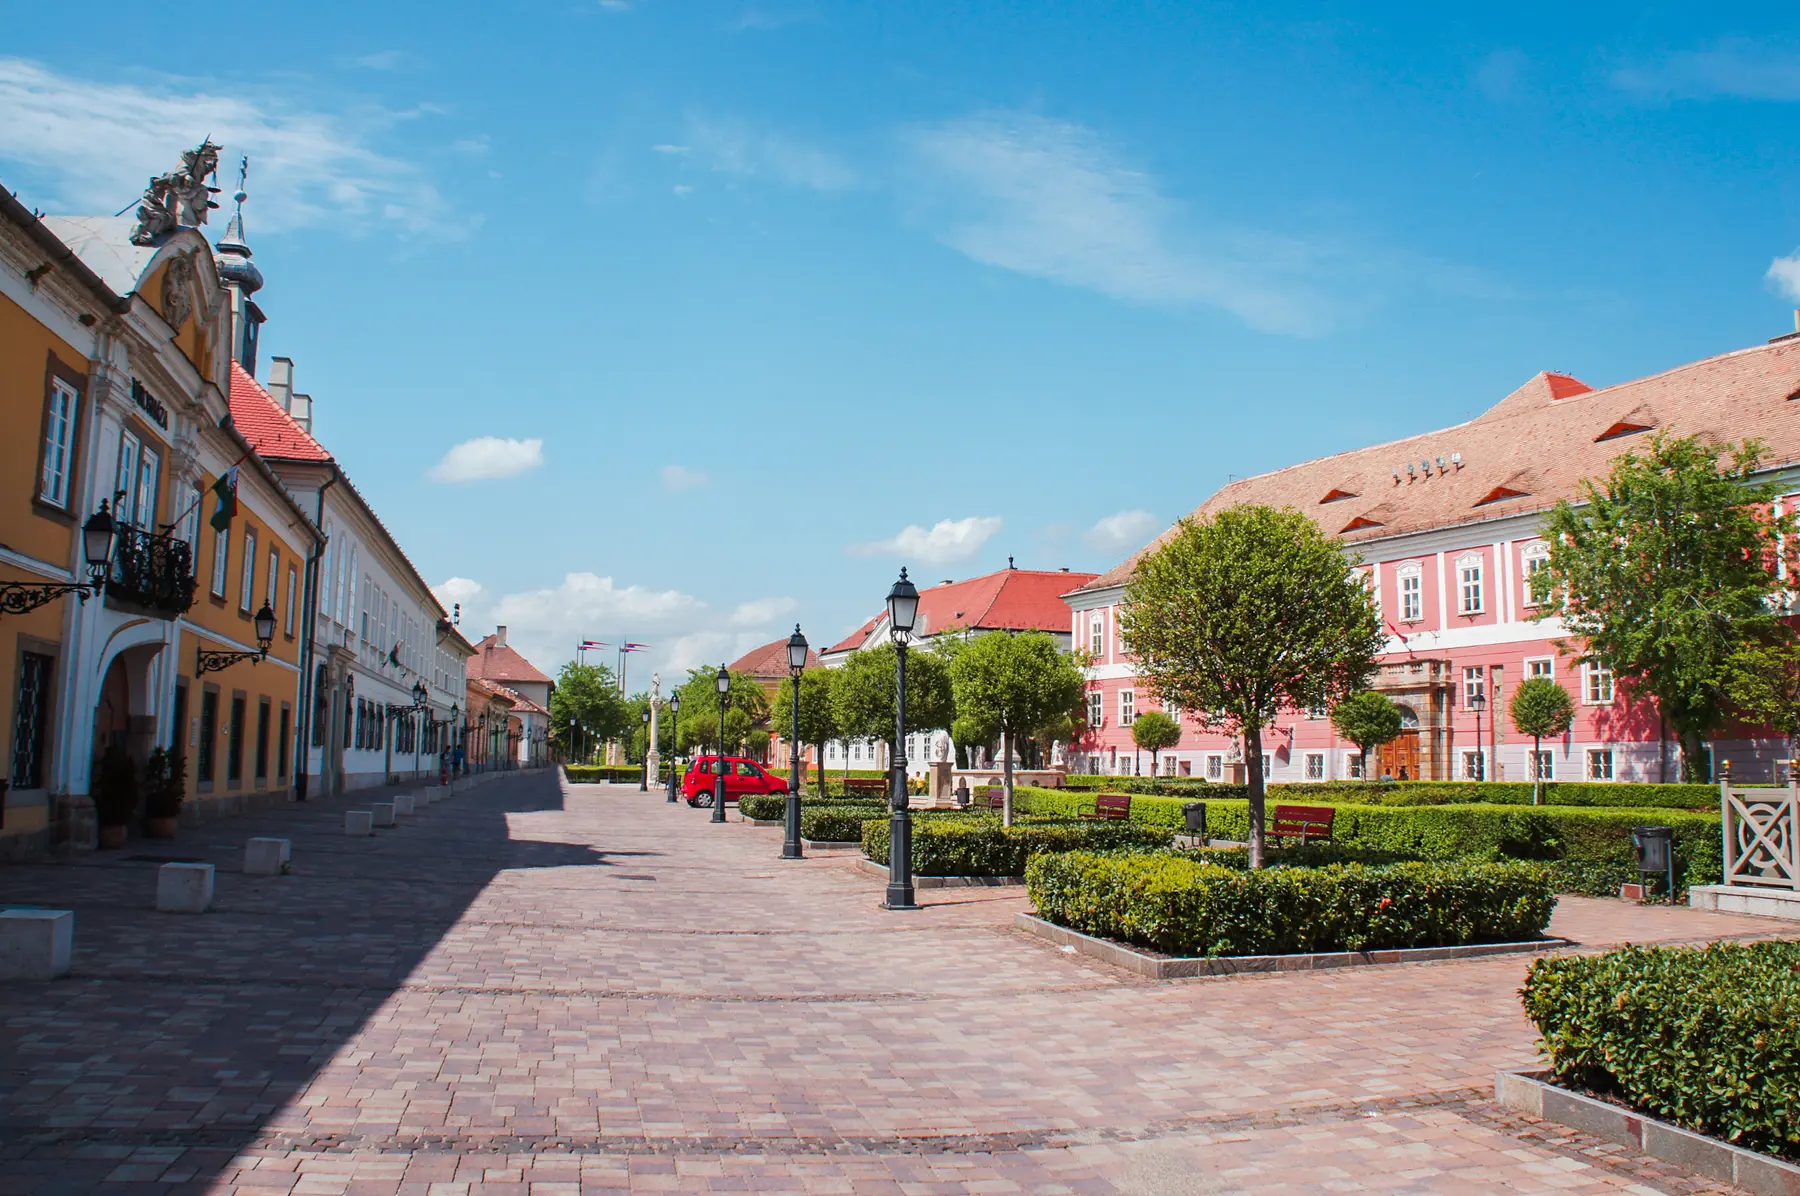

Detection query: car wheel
(692, 791), (714, 808)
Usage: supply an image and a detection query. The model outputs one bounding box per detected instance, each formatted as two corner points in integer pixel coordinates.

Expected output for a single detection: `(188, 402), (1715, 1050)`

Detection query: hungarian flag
(388, 643), (401, 668)
(209, 466), (239, 533)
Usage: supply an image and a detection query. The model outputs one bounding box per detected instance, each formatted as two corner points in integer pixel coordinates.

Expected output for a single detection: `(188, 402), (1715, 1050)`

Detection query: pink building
(1065, 329), (1800, 784)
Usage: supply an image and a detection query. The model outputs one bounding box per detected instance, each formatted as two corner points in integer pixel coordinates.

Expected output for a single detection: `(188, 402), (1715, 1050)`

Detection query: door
(1377, 731), (1421, 781)
(726, 760), (763, 800)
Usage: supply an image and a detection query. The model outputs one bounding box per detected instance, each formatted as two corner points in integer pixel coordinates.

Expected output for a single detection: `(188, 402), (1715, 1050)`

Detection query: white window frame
(1397, 563), (1423, 623)
(1304, 752), (1324, 781)
(1345, 751), (1363, 779)
(1261, 754), (1272, 778)
(1524, 656), (1554, 681)
(1461, 748), (1488, 781)
(1522, 544), (1551, 607)
(1583, 662), (1615, 705)
(1457, 551), (1485, 615)
(1119, 690), (1135, 727)
(1586, 748), (1614, 781)
(1206, 754), (1223, 780)
(1087, 690), (1103, 730)
(1089, 616), (1104, 657)
(1529, 749), (1555, 781)
(39, 378), (78, 508)
(239, 528), (257, 613)
(1463, 665), (1485, 710)
(285, 566), (298, 637)
(211, 526), (229, 598)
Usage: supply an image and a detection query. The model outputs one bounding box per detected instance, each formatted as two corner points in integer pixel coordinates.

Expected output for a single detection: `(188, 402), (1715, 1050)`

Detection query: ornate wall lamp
(196, 601), (276, 675)
(0, 502), (116, 616)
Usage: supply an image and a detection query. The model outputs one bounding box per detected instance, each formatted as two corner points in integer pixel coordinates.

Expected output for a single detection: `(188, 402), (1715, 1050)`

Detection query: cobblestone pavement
(0, 773), (1782, 1194)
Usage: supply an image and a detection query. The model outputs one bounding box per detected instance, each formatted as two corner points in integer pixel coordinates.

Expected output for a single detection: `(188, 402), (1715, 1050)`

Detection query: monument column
(646, 673), (662, 783)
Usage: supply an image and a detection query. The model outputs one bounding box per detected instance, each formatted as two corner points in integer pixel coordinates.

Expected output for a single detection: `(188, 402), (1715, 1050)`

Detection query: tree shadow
(0, 771), (602, 1192)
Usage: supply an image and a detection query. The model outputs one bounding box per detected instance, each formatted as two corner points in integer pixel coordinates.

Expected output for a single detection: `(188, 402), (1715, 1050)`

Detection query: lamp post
(712, 664), (729, 822)
(783, 624), (809, 860)
(883, 570), (920, 910)
(197, 601), (277, 675)
(667, 691), (682, 802)
(412, 680), (427, 780)
(448, 702), (459, 779)
(639, 707), (651, 790)
(0, 501), (115, 616)
(1468, 689), (1487, 781)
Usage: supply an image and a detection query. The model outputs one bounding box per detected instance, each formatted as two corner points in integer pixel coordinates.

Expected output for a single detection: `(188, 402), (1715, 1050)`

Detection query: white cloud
(428, 436), (543, 483)
(0, 57), (461, 237)
(661, 463), (708, 490)
(684, 115), (858, 191)
(848, 516), (1003, 567)
(436, 571), (795, 686)
(729, 596), (797, 627)
(1769, 253), (1800, 302)
(349, 50), (412, 71)
(1612, 40), (1800, 101)
(1084, 510), (1160, 555)
(672, 184), (695, 197)
(902, 110), (1330, 334)
(652, 143), (691, 155)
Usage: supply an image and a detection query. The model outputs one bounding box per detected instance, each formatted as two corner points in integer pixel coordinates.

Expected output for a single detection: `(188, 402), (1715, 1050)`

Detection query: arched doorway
(1379, 703), (1423, 780)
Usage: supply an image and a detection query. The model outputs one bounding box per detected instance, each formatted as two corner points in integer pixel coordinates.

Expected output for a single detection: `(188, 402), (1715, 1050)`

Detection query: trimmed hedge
(738, 792), (916, 821)
(1523, 941), (1800, 1160)
(565, 765), (651, 784)
(1060, 775), (1715, 810)
(862, 816), (1173, 877)
(1011, 789), (1723, 893)
(1027, 851), (1557, 957)
(801, 804), (887, 842)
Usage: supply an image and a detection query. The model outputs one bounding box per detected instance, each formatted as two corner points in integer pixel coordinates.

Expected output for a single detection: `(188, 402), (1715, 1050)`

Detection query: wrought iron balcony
(105, 525), (197, 617)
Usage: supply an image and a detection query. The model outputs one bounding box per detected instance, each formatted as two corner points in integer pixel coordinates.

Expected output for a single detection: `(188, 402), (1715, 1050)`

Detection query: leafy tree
(549, 662), (630, 761)
(1509, 678), (1575, 804)
(771, 666), (838, 794)
(948, 631), (1086, 824)
(673, 667), (768, 754)
(1727, 639), (1800, 769)
(1122, 505), (1384, 867)
(1329, 690), (1403, 782)
(1540, 433), (1795, 781)
(1130, 710), (1183, 779)
(831, 642), (956, 788)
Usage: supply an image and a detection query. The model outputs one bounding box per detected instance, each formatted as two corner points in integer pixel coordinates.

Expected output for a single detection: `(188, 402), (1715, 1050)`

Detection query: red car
(682, 755), (789, 806)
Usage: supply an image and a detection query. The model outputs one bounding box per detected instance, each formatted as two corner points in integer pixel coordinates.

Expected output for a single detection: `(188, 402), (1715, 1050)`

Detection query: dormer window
(1595, 420), (1654, 442)
(1340, 515), (1383, 533)
(1319, 487), (1358, 504)
(1476, 484), (1531, 506)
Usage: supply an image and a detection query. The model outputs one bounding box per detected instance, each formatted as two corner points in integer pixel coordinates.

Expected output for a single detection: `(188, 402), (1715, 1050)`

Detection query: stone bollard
(345, 810), (374, 836)
(244, 837), (290, 876)
(393, 794), (415, 817)
(370, 802), (396, 828)
(0, 909), (74, 980)
(156, 863), (214, 913)
(421, 789), (436, 805)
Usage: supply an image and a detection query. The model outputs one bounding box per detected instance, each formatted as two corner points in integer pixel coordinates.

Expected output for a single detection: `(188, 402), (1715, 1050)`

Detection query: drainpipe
(294, 471), (336, 801)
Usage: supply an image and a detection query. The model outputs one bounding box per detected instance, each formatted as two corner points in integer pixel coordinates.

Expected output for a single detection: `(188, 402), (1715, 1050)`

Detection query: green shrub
(1059, 775), (1714, 809)
(801, 804), (887, 842)
(564, 764), (649, 784)
(862, 816), (1173, 876)
(1027, 852), (1556, 957)
(737, 794), (785, 821)
(1523, 941), (1800, 1160)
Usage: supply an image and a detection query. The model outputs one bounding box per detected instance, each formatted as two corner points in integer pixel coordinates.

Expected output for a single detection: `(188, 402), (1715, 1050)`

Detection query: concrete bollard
(0, 909), (74, 980)
(420, 789), (436, 805)
(370, 802), (396, 827)
(156, 863), (214, 913)
(345, 810), (374, 836)
(393, 794), (415, 817)
(244, 837), (290, 876)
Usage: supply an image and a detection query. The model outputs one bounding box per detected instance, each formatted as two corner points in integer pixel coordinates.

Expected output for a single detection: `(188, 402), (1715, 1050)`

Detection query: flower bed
(1522, 941), (1800, 1161)
(1026, 851), (1556, 957)
(861, 816), (1172, 877)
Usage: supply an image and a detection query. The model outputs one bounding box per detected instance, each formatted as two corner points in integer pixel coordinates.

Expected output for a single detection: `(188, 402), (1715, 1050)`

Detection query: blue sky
(4, 2), (1799, 685)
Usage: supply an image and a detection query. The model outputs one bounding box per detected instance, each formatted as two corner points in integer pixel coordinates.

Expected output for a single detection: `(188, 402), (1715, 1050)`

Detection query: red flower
(1378, 897), (1392, 911)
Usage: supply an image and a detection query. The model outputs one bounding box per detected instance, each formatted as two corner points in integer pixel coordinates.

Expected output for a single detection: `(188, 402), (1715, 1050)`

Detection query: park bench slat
(1268, 803), (1335, 845)
(1082, 792), (1132, 821)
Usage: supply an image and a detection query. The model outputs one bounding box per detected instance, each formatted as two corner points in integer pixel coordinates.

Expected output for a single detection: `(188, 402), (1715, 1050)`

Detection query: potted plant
(142, 746), (185, 838)
(93, 742), (139, 849)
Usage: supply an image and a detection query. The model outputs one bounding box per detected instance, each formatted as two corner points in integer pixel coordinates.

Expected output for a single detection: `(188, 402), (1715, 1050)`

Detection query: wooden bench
(972, 786), (1006, 809)
(1268, 804), (1335, 845)
(1082, 792), (1132, 821)
(841, 777), (889, 800)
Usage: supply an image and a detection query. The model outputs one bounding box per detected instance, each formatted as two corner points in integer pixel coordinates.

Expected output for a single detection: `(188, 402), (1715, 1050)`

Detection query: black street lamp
(667, 691), (682, 802)
(1468, 688), (1487, 781)
(197, 601), (277, 675)
(712, 664), (729, 822)
(639, 707), (651, 790)
(0, 501), (115, 616)
(883, 569), (920, 910)
(783, 624), (809, 860)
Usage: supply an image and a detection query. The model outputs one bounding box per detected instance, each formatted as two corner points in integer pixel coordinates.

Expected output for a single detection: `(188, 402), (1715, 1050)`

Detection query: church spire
(214, 156), (267, 372)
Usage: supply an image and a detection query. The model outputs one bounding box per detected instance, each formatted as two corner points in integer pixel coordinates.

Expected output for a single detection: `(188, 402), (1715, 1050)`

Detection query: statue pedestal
(928, 762), (953, 801)
(646, 750), (661, 782)
(1225, 764), (1247, 785)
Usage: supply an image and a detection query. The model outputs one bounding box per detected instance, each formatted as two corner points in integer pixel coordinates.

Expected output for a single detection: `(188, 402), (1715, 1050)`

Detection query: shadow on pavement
(0, 770), (596, 1193)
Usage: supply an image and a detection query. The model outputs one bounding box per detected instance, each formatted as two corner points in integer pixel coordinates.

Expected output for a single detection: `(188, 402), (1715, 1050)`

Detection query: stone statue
(930, 730), (952, 763)
(130, 139), (223, 246)
(1224, 741), (1244, 764)
(1050, 740), (1066, 767)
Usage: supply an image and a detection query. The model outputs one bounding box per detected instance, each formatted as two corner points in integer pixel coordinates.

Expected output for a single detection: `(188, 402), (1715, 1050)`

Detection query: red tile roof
(1074, 339), (1800, 594)
(728, 637), (823, 678)
(828, 567), (1099, 651)
(825, 616), (880, 655)
(470, 634), (555, 687)
(228, 361), (331, 462)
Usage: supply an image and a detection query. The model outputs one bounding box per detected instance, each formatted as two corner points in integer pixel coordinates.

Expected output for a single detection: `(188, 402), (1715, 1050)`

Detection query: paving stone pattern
(0, 773), (1780, 1194)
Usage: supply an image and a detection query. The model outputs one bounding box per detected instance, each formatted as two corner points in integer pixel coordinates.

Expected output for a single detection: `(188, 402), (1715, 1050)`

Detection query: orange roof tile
(729, 637), (823, 678)
(228, 361), (331, 463)
(470, 634), (555, 687)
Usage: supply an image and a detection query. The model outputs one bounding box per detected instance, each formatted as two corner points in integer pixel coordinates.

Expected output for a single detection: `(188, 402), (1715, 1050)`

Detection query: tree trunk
(1359, 745), (1369, 781)
(1658, 714), (1668, 784)
(1001, 723), (1015, 829)
(1681, 728), (1706, 782)
(1245, 726), (1266, 868)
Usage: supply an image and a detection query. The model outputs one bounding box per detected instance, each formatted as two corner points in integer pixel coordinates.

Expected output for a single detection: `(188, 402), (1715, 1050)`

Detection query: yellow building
(1, 145), (319, 857)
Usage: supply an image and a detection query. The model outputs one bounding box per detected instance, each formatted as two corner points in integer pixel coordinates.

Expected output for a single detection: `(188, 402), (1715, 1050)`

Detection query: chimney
(291, 393), (313, 434)
(1060, 566), (1070, 572)
(495, 625), (508, 647)
(268, 356), (293, 412)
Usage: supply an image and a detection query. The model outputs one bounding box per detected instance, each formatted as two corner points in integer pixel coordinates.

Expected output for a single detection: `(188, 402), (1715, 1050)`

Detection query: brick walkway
(0, 773), (1781, 1194)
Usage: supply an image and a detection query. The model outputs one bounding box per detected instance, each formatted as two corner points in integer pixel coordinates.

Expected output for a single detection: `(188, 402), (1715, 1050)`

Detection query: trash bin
(1631, 826), (1674, 900)
(1183, 801), (1207, 838)
(954, 782), (971, 808)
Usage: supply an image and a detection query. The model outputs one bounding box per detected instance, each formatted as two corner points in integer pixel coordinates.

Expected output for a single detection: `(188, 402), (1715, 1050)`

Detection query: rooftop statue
(129, 139), (223, 246)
